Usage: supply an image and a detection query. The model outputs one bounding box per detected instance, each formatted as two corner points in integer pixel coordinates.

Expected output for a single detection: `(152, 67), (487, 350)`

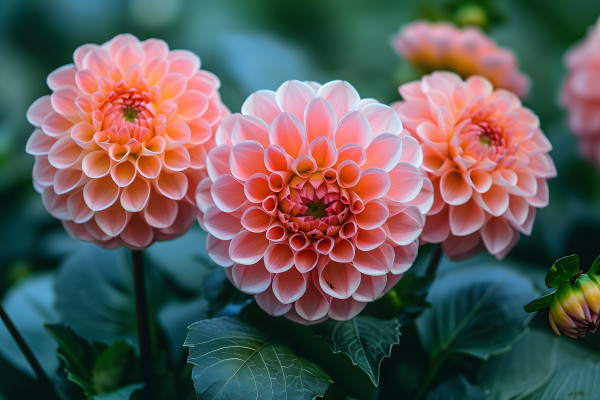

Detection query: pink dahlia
(391, 21), (530, 98)
(561, 18), (600, 167)
(392, 72), (556, 260)
(196, 80), (433, 323)
(25, 34), (228, 249)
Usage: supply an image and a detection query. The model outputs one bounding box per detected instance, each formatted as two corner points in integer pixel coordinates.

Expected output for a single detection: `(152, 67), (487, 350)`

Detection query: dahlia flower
(560, 17), (600, 167)
(196, 80), (433, 323)
(392, 72), (556, 260)
(26, 34), (228, 249)
(391, 21), (530, 98)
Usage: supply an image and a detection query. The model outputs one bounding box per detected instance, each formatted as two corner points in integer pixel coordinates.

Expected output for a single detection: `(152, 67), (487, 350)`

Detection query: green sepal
(545, 255), (580, 288)
(587, 256), (600, 276)
(523, 292), (555, 313)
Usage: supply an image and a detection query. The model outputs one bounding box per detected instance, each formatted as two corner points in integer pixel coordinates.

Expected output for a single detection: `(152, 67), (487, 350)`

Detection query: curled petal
(255, 288), (292, 317)
(83, 176), (120, 211)
(272, 268), (307, 304)
(319, 261), (361, 299)
(264, 244), (295, 273)
(231, 261), (272, 294)
(120, 177), (150, 212)
(229, 230), (270, 264)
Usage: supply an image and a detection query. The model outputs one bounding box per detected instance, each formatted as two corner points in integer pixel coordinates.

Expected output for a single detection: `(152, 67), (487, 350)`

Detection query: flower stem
(415, 352), (447, 400)
(0, 303), (60, 400)
(426, 244), (443, 276)
(131, 249), (154, 397)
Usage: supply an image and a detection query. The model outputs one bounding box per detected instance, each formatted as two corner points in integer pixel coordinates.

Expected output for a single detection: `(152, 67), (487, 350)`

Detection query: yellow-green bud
(549, 274), (600, 338)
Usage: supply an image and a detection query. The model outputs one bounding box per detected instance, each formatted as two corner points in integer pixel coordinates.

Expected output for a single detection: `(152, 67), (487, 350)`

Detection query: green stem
(0, 303), (60, 400)
(415, 352), (447, 400)
(426, 244), (443, 276)
(131, 249), (154, 398)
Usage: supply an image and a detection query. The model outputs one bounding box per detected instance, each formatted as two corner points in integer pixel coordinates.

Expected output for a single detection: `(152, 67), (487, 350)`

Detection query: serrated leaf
(184, 317), (332, 400)
(587, 256), (600, 276)
(523, 292), (554, 313)
(45, 324), (106, 397)
(45, 324), (142, 399)
(312, 316), (400, 385)
(92, 341), (140, 395)
(426, 375), (489, 400)
(416, 264), (537, 360)
(545, 254), (580, 288)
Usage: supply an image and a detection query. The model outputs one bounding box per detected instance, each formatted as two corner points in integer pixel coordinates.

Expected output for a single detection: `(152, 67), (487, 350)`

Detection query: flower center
(278, 174), (350, 238)
(122, 106), (139, 123)
(475, 121), (504, 148)
(304, 200), (328, 219)
(96, 88), (157, 155)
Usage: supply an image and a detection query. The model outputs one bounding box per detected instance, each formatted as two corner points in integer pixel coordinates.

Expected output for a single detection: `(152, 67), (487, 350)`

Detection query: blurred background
(2, 0), (600, 396)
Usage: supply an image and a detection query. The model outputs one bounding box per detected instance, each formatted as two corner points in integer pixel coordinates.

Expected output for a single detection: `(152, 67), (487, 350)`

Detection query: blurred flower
(196, 80), (433, 323)
(392, 72), (556, 260)
(549, 274), (600, 338)
(560, 17), (600, 168)
(391, 21), (530, 98)
(26, 34), (228, 249)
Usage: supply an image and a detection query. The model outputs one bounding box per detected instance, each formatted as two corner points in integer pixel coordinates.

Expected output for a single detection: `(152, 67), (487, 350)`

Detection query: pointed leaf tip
(587, 255), (600, 276)
(545, 254), (580, 289)
(523, 292), (554, 313)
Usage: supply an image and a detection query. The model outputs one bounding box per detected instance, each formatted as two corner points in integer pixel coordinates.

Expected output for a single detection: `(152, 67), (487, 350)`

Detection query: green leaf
(45, 324), (142, 398)
(523, 292), (554, 313)
(587, 255), (600, 275)
(426, 375), (489, 400)
(92, 341), (140, 395)
(477, 329), (600, 400)
(416, 264), (537, 360)
(53, 245), (138, 345)
(92, 383), (143, 400)
(45, 324), (106, 397)
(312, 316), (400, 385)
(185, 317), (332, 400)
(545, 254), (580, 288)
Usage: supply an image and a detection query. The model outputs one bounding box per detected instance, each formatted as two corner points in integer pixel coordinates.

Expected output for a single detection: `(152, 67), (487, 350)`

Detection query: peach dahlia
(196, 80), (433, 323)
(26, 34), (228, 249)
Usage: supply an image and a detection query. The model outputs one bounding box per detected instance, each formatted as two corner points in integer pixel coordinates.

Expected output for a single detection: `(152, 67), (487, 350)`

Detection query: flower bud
(548, 274), (600, 338)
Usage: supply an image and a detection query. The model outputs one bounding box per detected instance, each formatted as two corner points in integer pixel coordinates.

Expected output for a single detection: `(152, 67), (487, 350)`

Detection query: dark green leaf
(0, 273), (59, 377)
(313, 316), (400, 385)
(146, 228), (216, 293)
(185, 317), (332, 400)
(426, 375), (488, 400)
(92, 383), (143, 400)
(545, 254), (580, 288)
(92, 341), (140, 395)
(44, 324), (106, 397)
(53, 245), (138, 345)
(416, 264), (537, 360)
(587, 255), (600, 275)
(45, 324), (142, 398)
(477, 329), (600, 400)
(523, 292), (554, 313)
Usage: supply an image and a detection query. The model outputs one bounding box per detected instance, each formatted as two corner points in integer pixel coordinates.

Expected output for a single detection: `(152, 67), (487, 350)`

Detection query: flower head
(391, 21), (530, 98)
(197, 80), (433, 323)
(560, 17), (600, 167)
(26, 34), (228, 249)
(392, 72), (556, 260)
